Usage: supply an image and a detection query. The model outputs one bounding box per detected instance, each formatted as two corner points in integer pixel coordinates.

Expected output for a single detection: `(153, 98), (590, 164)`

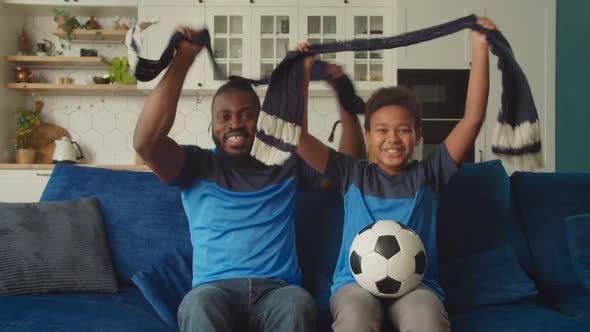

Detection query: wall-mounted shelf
(7, 83), (142, 96)
(52, 28), (128, 43)
(6, 55), (110, 68)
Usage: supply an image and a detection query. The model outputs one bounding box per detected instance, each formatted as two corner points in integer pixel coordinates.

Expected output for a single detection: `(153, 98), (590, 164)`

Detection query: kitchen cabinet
(481, 0), (556, 172)
(344, 7), (394, 90)
(137, 3), (206, 90)
(298, 0), (392, 7)
(396, 0), (481, 70)
(3, 0), (138, 7)
(251, 7), (298, 78)
(0, 170), (52, 203)
(203, 6), (252, 88)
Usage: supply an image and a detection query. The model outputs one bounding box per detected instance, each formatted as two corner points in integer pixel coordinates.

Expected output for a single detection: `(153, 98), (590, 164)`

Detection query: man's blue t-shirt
(174, 145), (321, 288)
(325, 143), (458, 300)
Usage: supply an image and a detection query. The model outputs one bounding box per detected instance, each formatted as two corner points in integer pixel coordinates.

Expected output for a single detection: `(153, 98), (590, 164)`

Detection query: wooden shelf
(6, 55), (109, 68)
(7, 83), (142, 96)
(52, 28), (128, 43)
(0, 164), (150, 171)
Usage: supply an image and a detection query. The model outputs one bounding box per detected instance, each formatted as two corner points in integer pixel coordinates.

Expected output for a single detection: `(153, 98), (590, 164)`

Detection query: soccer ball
(349, 220), (427, 298)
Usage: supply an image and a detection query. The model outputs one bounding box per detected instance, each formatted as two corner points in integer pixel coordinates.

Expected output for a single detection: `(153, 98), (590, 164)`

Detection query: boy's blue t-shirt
(174, 145), (321, 288)
(325, 143), (458, 300)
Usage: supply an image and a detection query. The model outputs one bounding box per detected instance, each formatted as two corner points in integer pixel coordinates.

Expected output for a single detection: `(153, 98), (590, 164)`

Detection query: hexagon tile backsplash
(29, 94), (346, 165)
(21, 15), (348, 165)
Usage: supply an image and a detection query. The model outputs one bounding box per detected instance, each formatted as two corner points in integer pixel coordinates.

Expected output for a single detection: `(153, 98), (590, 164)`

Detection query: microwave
(397, 69), (474, 162)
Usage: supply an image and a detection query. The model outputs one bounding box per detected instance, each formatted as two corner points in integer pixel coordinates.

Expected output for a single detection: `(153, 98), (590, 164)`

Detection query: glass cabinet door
(299, 8), (345, 89)
(345, 8), (394, 89)
(252, 8), (297, 78)
(205, 7), (251, 87)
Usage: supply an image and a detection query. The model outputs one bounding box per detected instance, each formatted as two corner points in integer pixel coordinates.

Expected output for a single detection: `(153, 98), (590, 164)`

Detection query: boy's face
(365, 105), (422, 175)
(211, 90), (260, 157)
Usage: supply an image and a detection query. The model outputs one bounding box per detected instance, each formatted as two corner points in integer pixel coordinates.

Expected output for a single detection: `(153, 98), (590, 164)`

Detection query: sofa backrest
(40, 164), (191, 285)
(511, 172), (590, 301)
(437, 160), (537, 312)
(438, 160), (533, 271)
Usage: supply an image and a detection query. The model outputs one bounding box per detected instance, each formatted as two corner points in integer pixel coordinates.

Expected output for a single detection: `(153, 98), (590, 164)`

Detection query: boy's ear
(415, 128), (423, 146)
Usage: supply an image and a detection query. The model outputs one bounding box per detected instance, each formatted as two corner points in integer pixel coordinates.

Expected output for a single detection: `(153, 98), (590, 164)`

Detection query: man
(133, 28), (364, 332)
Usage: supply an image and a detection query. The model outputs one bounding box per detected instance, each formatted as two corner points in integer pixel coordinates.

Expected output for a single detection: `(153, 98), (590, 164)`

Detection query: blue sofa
(1, 161), (589, 331)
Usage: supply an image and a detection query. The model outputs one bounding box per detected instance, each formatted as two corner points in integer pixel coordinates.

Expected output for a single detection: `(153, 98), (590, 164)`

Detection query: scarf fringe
(492, 119), (543, 170)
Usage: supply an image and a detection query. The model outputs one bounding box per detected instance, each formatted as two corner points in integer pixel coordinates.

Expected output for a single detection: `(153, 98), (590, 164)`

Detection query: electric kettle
(52, 136), (84, 163)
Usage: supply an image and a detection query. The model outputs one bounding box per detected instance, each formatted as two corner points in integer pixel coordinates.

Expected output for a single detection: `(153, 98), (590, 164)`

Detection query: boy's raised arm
(444, 17), (495, 165)
(296, 42), (335, 175)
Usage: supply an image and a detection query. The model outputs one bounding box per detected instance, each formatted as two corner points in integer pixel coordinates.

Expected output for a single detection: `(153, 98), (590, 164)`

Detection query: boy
(296, 17), (496, 332)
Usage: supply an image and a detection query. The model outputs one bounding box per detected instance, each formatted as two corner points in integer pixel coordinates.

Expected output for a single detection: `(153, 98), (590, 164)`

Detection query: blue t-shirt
(325, 143), (458, 300)
(174, 145), (321, 288)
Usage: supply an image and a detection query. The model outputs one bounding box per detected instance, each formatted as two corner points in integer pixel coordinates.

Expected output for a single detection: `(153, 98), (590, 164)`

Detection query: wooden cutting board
(30, 122), (69, 164)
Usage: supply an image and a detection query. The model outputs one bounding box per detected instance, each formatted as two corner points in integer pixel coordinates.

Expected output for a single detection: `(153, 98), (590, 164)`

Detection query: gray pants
(330, 283), (450, 332)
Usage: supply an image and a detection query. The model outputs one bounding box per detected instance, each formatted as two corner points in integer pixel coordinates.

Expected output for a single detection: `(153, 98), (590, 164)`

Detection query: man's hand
(175, 27), (204, 60)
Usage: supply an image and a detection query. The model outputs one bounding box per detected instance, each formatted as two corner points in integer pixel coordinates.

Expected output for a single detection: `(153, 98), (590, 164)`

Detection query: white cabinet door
(299, 7), (346, 90)
(397, 0), (481, 69)
(482, 0), (556, 172)
(137, 4), (206, 90)
(251, 7), (298, 78)
(299, 0), (392, 6)
(0, 170), (52, 203)
(345, 7), (394, 90)
(204, 7), (252, 89)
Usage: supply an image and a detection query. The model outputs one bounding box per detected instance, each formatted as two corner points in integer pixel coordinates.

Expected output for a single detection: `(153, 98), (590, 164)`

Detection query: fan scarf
(127, 14), (542, 170)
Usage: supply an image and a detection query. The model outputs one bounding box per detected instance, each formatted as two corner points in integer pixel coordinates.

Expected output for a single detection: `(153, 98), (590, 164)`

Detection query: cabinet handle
(250, 0), (254, 3)
(344, 0), (349, 3)
(479, 149), (483, 162)
(198, 82), (203, 87)
(36, 173), (51, 177)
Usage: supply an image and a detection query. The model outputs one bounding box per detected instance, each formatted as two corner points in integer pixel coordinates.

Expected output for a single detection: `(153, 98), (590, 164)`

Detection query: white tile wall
(21, 15), (358, 164)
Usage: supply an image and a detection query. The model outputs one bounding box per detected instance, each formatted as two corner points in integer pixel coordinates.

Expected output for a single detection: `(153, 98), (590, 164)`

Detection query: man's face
(365, 105), (422, 176)
(211, 90), (260, 157)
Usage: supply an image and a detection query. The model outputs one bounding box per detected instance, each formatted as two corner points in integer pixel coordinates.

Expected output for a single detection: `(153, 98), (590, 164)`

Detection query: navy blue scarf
(127, 14), (542, 169)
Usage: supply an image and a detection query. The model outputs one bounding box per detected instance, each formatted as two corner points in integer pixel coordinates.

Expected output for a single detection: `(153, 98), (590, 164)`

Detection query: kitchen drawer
(0, 170), (52, 203)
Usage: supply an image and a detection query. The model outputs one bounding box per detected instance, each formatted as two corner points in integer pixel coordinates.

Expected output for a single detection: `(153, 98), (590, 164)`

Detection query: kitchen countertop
(0, 164), (151, 171)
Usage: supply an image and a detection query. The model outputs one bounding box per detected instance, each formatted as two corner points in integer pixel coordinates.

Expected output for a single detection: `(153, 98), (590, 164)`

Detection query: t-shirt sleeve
(418, 142), (459, 192)
(297, 156), (323, 191)
(170, 145), (212, 189)
(324, 148), (359, 194)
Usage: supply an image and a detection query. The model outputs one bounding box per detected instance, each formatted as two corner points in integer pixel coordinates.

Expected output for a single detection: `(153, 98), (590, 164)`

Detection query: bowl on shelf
(93, 76), (111, 84)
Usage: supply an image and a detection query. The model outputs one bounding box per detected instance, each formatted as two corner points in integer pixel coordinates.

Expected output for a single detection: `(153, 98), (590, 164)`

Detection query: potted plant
(53, 7), (80, 49)
(105, 56), (135, 84)
(12, 107), (40, 164)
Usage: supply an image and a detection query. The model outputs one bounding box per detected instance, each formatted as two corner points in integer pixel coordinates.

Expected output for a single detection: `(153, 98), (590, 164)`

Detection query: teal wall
(556, 0), (590, 172)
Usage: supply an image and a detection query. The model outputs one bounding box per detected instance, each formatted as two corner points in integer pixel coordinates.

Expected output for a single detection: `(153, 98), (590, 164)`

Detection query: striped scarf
(127, 14), (542, 170)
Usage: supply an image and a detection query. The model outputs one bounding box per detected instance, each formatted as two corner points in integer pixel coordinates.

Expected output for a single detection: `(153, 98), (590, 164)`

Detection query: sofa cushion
(564, 214), (590, 290)
(451, 303), (590, 332)
(40, 164), (190, 285)
(132, 244), (192, 327)
(0, 287), (169, 332)
(552, 292), (590, 322)
(511, 172), (590, 301)
(438, 160), (533, 273)
(440, 244), (538, 313)
(0, 198), (118, 296)
(295, 188), (344, 332)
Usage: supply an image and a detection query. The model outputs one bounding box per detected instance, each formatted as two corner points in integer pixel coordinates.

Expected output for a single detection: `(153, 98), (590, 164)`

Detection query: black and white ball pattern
(349, 220), (427, 298)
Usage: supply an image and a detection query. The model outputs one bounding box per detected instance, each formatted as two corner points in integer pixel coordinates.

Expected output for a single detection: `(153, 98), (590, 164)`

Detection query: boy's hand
(175, 26), (204, 59)
(472, 17), (496, 47)
(294, 40), (315, 74)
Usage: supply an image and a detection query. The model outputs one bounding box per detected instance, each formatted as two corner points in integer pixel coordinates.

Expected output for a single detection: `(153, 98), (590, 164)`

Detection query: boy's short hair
(364, 86), (422, 131)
